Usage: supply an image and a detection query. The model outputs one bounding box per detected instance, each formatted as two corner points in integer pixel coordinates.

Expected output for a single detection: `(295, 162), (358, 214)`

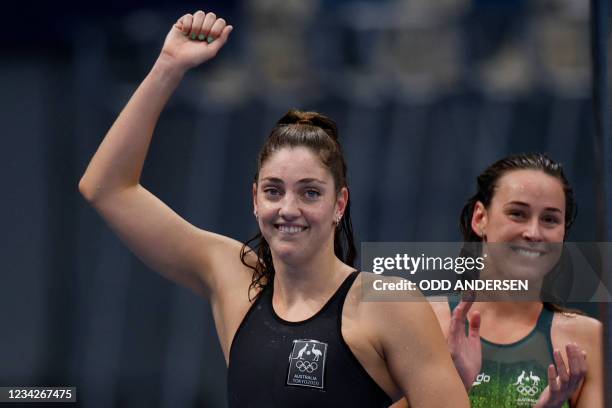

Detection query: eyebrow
(504, 201), (563, 213)
(260, 177), (327, 185)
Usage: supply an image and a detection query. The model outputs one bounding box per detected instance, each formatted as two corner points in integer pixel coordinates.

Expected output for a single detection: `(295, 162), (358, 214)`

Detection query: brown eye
(542, 215), (561, 225)
(508, 210), (526, 220)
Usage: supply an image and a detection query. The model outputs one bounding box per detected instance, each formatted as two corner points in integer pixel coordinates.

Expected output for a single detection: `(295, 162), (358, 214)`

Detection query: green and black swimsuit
(450, 301), (570, 408)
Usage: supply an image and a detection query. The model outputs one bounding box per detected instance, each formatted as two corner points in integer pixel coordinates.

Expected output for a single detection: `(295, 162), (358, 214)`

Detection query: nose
(522, 217), (543, 242)
(278, 193), (301, 220)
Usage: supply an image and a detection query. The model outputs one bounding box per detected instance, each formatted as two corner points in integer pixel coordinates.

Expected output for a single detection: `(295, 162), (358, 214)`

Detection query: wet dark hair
(240, 109), (357, 299)
(459, 153), (579, 313)
(459, 153), (577, 242)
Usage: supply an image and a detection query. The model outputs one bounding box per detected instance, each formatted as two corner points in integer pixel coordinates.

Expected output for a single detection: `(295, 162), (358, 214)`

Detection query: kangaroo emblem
(514, 370), (526, 385)
(296, 343), (309, 359)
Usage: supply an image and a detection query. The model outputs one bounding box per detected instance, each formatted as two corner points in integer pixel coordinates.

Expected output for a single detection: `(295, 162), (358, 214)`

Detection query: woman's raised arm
(78, 12), (248, 301)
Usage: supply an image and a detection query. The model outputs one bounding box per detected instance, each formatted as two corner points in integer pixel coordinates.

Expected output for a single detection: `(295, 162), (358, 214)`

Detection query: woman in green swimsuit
(434, 153), (604, 408)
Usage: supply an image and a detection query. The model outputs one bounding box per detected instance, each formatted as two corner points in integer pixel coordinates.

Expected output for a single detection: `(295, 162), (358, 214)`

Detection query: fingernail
(207, 36), (215, 43)
(190, 33), (196, 40)
(198, 34), (206, 41)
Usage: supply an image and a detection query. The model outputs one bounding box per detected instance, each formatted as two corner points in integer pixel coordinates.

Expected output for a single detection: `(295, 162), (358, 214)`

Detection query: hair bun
(276, 109), (339, 141)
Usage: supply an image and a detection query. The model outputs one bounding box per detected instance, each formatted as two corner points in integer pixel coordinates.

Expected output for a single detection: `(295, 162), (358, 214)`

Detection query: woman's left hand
(533, 343), (587, 408)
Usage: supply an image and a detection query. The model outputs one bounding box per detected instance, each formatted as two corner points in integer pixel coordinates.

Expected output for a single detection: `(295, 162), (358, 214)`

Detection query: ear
(252, 182), (258, 215)
(335, 187), (349, 216)
(471, 201), (488, 238)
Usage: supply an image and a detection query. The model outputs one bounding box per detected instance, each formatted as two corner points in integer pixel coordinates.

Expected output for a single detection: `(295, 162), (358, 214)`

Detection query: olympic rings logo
(295, 361), (318, 373)
(516, 384), (539, 396)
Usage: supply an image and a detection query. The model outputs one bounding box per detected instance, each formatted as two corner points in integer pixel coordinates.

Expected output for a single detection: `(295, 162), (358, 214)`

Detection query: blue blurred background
(1, 0), (610, 406)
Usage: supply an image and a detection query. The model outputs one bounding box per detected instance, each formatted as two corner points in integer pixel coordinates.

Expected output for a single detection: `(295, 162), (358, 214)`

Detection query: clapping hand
(533, 344), (586, 408)
(447, 298), (482, 390)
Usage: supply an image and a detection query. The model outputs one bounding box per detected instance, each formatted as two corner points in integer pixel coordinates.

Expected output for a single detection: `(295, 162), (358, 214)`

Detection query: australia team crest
(286, 339), (328, 389)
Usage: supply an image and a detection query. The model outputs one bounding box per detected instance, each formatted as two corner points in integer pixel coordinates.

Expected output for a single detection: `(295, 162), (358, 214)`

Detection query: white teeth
(278, 225), (306, 233)
(514, 248), (541, 258)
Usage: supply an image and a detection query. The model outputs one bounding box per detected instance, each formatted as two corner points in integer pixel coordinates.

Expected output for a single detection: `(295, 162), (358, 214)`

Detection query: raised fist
(159, 10), (233, 72)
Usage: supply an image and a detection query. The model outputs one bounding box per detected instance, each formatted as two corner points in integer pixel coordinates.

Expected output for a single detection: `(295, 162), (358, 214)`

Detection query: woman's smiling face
(254, 146), (347, 265)
(472, 169), (566, 280)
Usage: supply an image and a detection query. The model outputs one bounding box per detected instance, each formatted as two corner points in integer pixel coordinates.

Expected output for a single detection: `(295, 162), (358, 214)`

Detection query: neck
(472, 301), (545, 344)
(271, 247), (352, 308)
(473, 301), (543, 319)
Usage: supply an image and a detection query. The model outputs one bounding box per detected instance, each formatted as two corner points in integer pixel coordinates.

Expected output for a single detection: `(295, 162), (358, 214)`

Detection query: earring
(480, 228), (488, 258)
(254, 210), (258, 221)
(334, 214), (342, 226)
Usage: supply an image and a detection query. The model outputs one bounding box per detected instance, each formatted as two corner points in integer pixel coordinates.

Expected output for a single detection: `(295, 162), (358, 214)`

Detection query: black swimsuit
(227, 271), (392, 407)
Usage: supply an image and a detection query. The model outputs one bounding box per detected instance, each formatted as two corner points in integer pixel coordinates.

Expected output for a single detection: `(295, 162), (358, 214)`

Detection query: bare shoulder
(427, 296), (452, 337)
(348, 272), (427, 310)
(552, 311), (603, 364)
(346, 272), (441, 333)
(427, 296), (451, 319)
(553, 311), (602, 346)
(553, 311), (604, 407)
(345, 273), (468, 406)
